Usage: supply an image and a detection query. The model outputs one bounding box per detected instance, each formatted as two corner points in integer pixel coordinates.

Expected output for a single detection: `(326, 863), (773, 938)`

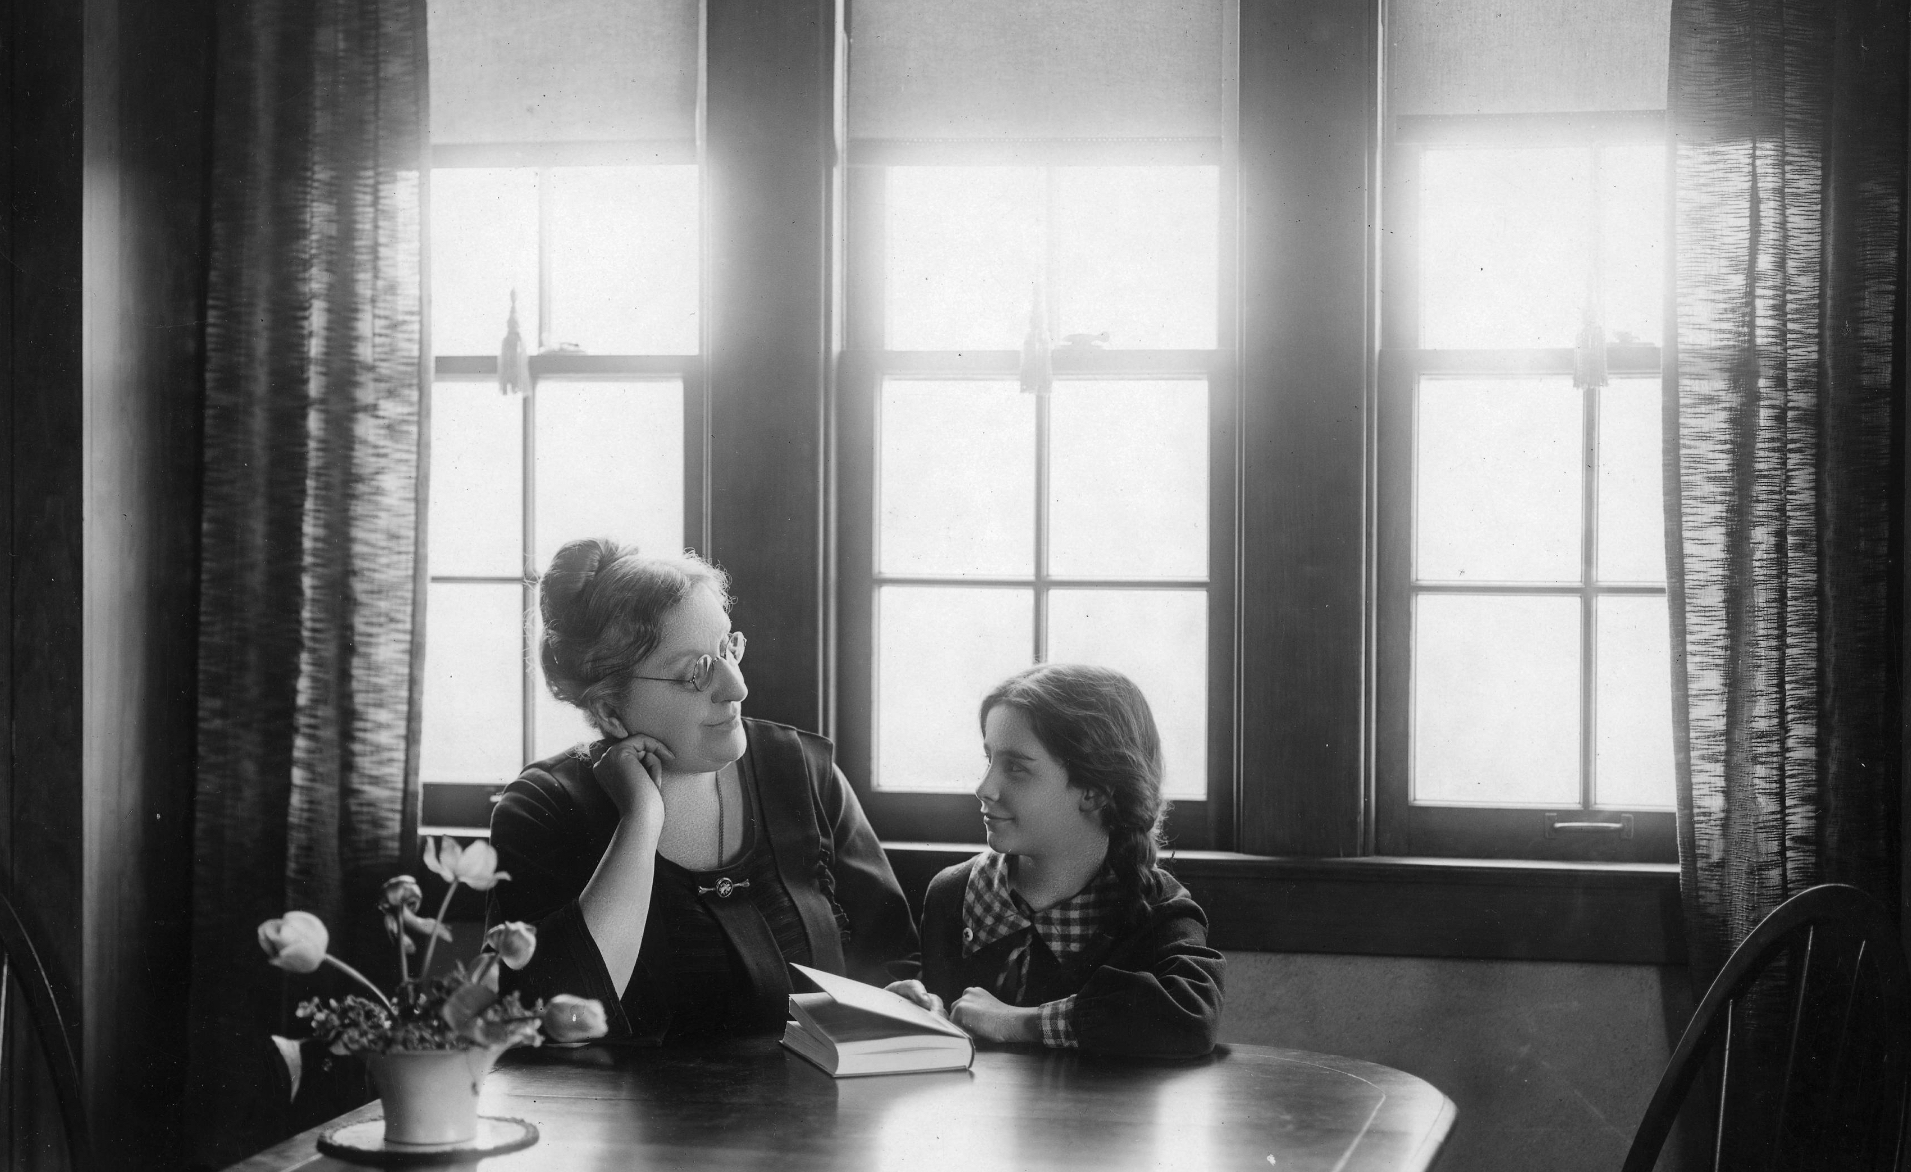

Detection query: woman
(489, 539), (918, 1042)
(891, 664), (1223, 1056)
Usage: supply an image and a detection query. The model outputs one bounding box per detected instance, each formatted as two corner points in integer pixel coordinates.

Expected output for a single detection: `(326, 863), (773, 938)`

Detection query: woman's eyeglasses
(630, 631), (747, 693)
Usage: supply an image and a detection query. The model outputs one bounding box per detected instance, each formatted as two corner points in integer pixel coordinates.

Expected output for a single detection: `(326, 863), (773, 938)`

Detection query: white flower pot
(365, 1047), (496, 1145)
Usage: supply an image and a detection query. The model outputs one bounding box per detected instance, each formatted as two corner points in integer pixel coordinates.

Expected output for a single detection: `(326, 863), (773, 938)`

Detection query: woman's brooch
(698, 877), (751, 899)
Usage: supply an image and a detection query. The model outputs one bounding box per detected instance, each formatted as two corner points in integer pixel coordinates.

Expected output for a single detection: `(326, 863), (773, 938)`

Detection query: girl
(891, 664), (1224, 1056)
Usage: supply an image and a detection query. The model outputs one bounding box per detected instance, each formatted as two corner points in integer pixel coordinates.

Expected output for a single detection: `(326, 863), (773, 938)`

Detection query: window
(837, 0), (1233, 847)
(416, 1), (702, 833)
(1376, 0), (1676, 861)
(411, 0), (1680, 874)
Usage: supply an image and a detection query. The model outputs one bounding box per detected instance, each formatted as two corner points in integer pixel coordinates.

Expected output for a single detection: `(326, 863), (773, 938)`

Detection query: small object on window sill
(498, 290), (532, 396)
(1020, 282), (1052, 396)
(539, 341), (586, 355)
(1572, 315), (1608, 389)
(1059, 331), (1109, 350)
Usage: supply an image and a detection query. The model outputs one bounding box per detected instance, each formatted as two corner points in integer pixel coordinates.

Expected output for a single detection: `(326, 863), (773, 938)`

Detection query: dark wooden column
(1236, 0), (1379, 855)
(5, 0), (88, 1165)
(80, 0), (213, 1166)
(6, 0), (86, 1031)
(704, 0), (843, 735)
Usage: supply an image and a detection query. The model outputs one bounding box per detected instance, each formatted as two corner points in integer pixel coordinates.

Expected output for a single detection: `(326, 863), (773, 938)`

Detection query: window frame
(409, 0), (1688, 965)
(1374, 110), (1677, 863)
(833, 138), (1239, 852)
(419, 141), (707, 835)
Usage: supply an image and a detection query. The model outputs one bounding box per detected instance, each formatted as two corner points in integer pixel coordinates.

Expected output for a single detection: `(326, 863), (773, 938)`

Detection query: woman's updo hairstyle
(539, 538), (731, 734)
(979, 663), (1170, 916)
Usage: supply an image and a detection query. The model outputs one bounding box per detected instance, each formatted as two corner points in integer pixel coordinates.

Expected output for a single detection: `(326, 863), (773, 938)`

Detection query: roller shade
(428, 0), (698, 144)
(849, 0), (1224, 141)
(1390, 0), (1670, 116)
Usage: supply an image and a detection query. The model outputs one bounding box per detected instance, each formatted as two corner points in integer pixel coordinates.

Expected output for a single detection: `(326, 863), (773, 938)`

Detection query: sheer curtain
(1667, 0), (1905, 984)
(182, 0), (427, 1163)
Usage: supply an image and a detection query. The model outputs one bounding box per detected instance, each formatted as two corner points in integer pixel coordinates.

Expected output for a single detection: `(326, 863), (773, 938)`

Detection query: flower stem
(419, 878), (459, 982)
(397, 926), (410, 986)
(322, 955), (395, 1014)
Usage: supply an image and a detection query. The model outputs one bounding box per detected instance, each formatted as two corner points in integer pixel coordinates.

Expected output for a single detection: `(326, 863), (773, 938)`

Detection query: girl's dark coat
(919, 854), (1224, 1057)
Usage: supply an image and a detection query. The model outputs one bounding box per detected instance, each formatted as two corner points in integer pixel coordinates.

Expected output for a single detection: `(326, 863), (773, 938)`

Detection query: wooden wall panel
(884, 844), (1686, 964)
(1236, 0), (1379, 856)
(704, 0), (843, 735)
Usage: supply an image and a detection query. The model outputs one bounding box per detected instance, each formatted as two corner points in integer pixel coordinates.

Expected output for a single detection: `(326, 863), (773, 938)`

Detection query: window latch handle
(1544, 813), (1634, 839)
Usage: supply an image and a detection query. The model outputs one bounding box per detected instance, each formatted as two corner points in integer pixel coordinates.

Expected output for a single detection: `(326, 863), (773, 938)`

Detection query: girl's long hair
(979, 663), (1169, 917)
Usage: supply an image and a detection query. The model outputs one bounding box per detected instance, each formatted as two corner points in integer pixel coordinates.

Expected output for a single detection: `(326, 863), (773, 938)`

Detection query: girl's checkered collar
(959, 851), (1119, 958)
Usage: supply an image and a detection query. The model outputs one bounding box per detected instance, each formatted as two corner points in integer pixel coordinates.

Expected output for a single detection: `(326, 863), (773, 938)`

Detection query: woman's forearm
(576, 814), (663, 998)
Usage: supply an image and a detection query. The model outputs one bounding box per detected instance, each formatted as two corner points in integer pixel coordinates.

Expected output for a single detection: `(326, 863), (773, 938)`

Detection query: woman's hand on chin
(949, 987), (1040, 1044)
(593, 730), (672, 826)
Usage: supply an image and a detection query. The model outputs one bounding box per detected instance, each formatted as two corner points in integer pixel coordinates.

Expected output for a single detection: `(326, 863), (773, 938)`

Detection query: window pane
(548, 166), (700, 354)
(1048, 589), (1207, 800)
(880, 380), (1034, 576)
(1599, 143), (1665, 347)
(428, 382), (523, 577)
(431, 168), (539, 356)
(534, 380), (684, 571)
(877, 586), (1033, 791)
(887, 167), (1045, 351)
(1597, 377), (1666, 583)
(1417, 377), (1582, 582)
(1049, 380), (1207, 578)
(1420, 147), (1589, 349)
(420, 583), (524, 782)
(532, 623), (600, 762)
(1054, 167), (1217, 349)
(1595, 595), (1675, 809)
(1413, 593), (1580, 805)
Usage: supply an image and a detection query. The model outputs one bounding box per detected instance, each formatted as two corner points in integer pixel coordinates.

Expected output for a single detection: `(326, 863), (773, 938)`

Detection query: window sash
(1376, 123), (1675, 862)
(836, 163), (1236, 849)
(419, 365), (705, 791)
(420, 152), (707, 826)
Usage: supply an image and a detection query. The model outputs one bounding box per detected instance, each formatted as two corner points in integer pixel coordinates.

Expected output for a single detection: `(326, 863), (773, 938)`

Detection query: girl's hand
(592, 731), (672, 825)
(884, 980), (946, 1018)
(949, 986), (1040, 1044)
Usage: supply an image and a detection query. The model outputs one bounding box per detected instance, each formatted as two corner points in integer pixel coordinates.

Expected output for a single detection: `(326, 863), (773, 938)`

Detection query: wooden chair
(0, 885), (89, 1171)
(1621, 883), (1909, 1172)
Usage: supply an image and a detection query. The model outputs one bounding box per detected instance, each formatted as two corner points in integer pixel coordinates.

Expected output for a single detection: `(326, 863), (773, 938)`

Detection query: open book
(781, 963), (975, 1077)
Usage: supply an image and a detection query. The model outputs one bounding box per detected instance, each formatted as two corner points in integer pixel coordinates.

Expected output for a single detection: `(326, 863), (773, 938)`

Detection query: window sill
(882, 843), (1684, 966)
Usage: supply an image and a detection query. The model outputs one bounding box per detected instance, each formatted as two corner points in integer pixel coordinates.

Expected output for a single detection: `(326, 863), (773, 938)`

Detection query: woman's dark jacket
(920, 854), (1224, 1057)
(488, 718), (919, 1042)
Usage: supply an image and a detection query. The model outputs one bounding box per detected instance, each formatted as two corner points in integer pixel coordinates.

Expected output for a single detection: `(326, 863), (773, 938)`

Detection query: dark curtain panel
(1668, 0), (1906, 977)
(183, 0), (427, 1165)
(1667, 7), (1906, 1151)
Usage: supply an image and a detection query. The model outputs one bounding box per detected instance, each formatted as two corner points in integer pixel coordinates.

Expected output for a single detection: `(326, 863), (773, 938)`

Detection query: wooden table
(232, 1036), (1455, 1172)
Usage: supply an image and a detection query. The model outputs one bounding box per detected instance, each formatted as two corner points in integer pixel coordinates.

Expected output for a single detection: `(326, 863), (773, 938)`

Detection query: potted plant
(256, 837), (607, 1150)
